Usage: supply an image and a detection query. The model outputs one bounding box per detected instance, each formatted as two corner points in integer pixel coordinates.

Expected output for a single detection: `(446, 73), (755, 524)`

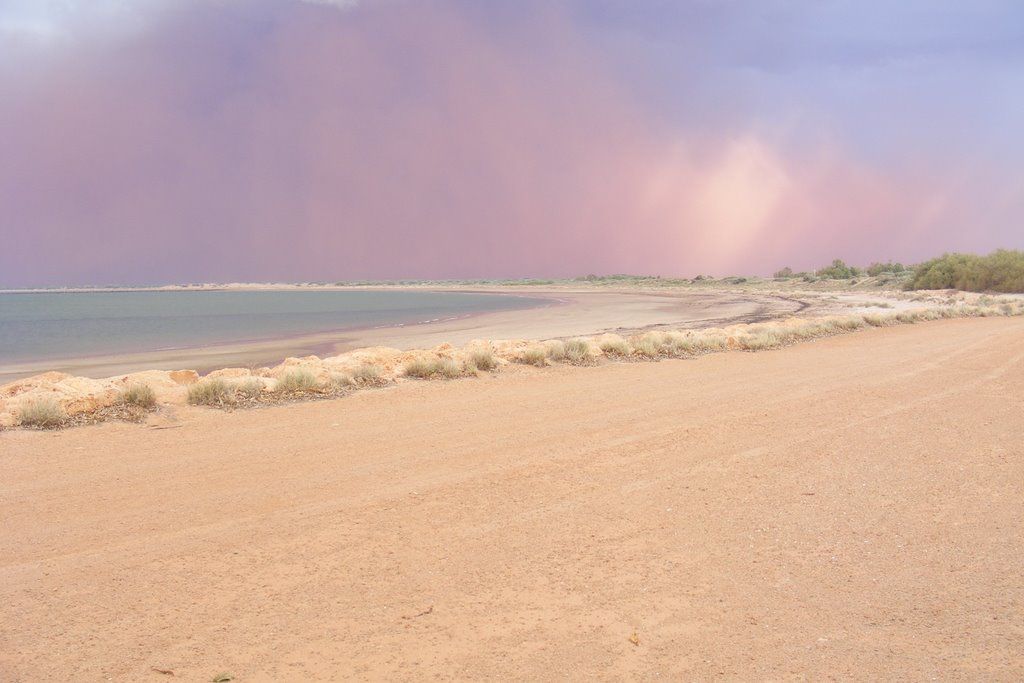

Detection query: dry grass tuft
(684, 334), (728, 353)
(660, 332), (693, 357)
(18, 396), (67, 429)
(630, 333), (665, 359)
(467, 349), (498, 372)
(351, 364), (388, 386)
(545, 340), (567, 362)
(117, 383), (156, 409)
(234, 378), (265, 399)
(404, 356), (468, 379)
(738, 327), (782, 351)
(329, 373), (355, 389)
(896, 311), (922, 324)
(833, 316), (866, 331)
(598, 335), (630, 358)
(521, 346), (549, 367)
(187, 378), (236, 407)
(274, 370), (321, 394)
(863, 313), (896, 327)
(563, 339), (594, 365)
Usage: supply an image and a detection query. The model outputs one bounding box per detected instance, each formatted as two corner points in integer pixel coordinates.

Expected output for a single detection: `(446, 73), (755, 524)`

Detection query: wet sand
(0, 288), (805, 382)
(2, 317), (1022, 680)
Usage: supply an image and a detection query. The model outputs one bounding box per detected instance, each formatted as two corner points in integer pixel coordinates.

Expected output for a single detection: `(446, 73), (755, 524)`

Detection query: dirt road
(2, 318), (1022, 681)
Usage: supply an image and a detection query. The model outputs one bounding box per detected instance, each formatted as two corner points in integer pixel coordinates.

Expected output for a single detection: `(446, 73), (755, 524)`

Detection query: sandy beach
(2, 317), (1022, 680)
(0, 287), (810, 382)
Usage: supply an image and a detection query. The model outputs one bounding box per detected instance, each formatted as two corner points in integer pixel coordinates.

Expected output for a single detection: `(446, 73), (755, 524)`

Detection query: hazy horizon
(3, 1), (1023, 288)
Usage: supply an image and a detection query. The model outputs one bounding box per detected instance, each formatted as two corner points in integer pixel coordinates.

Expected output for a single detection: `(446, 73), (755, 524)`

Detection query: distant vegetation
(905, 250), (1024, 293)
(773, 259), (907, 281)
(771, 251), (1024, 293)
(866, 261), (908, 276)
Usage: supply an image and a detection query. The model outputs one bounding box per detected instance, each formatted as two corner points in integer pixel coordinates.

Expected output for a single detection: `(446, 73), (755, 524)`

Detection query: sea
(0, 289), (546, 366)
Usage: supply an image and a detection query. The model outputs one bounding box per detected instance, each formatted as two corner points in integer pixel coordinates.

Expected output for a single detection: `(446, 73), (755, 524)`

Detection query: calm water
(0, 290), (545, 364)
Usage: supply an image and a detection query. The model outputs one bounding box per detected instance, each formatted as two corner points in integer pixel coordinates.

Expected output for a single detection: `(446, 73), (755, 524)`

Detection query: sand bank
(1, 317), (1022, 680)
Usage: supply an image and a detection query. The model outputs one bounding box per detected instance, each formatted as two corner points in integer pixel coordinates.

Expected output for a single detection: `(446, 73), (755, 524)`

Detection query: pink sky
(1, 1), (1022, 286)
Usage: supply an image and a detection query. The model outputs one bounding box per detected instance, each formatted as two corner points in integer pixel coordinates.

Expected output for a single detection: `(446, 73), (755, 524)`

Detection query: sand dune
(2, 318), (1023, 680)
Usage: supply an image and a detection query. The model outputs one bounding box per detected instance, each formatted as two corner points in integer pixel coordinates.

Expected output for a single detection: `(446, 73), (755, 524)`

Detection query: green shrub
(187, 379), (236, 406)
(19, 397), (67, 428)
(817, 259), (857, 279)
(118, 383), (156, 409)
(867, 261), (907, 276)
(906, 249), (1024, 292)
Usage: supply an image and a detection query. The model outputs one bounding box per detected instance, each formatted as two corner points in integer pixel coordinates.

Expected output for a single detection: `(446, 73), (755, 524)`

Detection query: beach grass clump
(545, 340), (567, 362)
(351, 364), (387, 386)
(684, 333), (728, 354)
(597, 335), (630, 358)
(403, 358), (438, 379)
(937, 305), (962, 319)
(563, 338), (594, 365)
(660, 332), (693, 356)
(18, 396), (67, 429)
(187, 378), (236, 407)
(348, 366), (387, 387)
(896, 311), (922, 324)
(436, 357), (468, 378)
(833, 316), (867, 331)
(521, 345), (549, 367)
(329, 373), (356, 390)
(467, 349), (498, 372)
(785, 321), (826, 340)
(738, 327), (782, 351)
(404, 356), (468, 379)
(234, 377), (265, 400)
(863, 313), (895, 327)
(630, 333), (665, 359)
(274, 369), (321, 394)
(658, 332), (702, 356)
(117, 383), (156, 409)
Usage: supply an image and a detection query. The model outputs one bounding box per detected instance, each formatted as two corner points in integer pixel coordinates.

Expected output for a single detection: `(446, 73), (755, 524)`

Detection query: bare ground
(1, 318), (1023, 681)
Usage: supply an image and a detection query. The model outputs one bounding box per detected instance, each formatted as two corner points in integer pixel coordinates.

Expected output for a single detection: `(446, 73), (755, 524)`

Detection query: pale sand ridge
(0, 288), (805, 382)
(2, 318), (1022, 680)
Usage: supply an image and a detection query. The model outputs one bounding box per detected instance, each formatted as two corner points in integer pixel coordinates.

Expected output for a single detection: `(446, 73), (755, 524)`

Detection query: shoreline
(0, 287), (811, 383)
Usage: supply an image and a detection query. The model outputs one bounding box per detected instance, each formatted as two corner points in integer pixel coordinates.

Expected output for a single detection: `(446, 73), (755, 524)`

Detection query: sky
(1, 0), (1022, 286)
